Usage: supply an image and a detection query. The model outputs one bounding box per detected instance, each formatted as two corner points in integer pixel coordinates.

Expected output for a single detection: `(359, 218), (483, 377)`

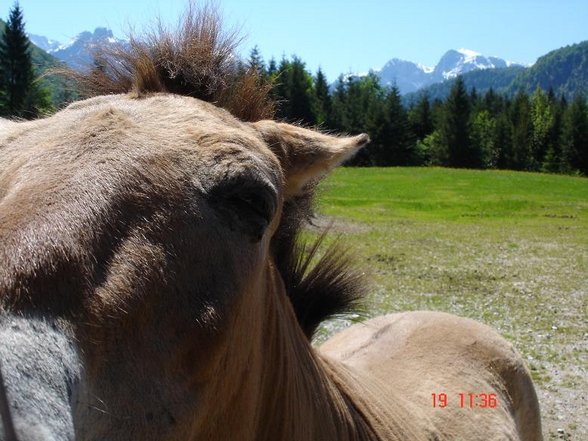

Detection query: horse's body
(322, 312), (543, 440)
(0, 13), (542, 440)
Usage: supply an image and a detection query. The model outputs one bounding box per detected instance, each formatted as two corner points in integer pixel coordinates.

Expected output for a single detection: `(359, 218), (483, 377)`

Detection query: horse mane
(62, 2), (365, 339)
(271, 193), (365, 339)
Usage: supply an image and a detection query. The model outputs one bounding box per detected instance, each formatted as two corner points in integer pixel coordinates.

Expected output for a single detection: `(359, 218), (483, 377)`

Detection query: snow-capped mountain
(376, 58), (433, 94)
(375, 49), (521, 94)
(28, 34), (61, 53)
(30, 29), (520, 95)
(30, 28), (125, 70)
(432, 49), (515, 80)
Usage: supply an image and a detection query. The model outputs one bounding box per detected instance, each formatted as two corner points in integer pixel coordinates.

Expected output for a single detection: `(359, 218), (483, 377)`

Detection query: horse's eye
(209, 183), (277, 242)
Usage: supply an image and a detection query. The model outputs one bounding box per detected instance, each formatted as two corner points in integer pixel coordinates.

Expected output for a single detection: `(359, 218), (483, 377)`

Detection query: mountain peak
(39, 27), (125, 70)
(433, 48), (515, 81)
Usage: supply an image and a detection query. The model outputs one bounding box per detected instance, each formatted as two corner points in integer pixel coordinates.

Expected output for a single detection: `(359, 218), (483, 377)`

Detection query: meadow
(312, 167), (588, 441)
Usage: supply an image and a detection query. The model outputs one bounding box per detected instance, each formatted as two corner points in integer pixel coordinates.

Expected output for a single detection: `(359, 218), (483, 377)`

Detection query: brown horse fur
(0, 4), (543, 441)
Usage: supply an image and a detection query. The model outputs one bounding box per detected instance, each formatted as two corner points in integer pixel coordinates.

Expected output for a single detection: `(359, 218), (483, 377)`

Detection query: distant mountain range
(1, 22), (585, 106)
(27, 27), (526, 97)
(29, 28), (125, 70)
(373, 48), (522, 95)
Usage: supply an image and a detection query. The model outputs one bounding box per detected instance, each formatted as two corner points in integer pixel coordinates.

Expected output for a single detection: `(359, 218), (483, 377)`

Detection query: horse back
(320, 311), (543, 441)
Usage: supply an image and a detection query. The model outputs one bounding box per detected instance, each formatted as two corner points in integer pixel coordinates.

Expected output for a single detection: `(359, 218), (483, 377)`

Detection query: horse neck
(190, 261), (379, 441)
(250, 263), (380, 441)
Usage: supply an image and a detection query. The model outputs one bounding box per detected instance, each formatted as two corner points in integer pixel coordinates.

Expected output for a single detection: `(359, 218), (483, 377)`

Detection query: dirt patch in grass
(307, 214), (370, 234)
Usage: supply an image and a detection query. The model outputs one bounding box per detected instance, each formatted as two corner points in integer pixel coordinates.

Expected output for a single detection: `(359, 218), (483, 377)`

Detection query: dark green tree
(328, 75), (349, 131)
(288, 57), (315, 124)
(342, 74), (381, 165)
(493, 113), (513, 169)
(440, 76), (479, 167)
(561, 94), (588, 175)
(543, 91), (567, 172)
(373, 86), (416, 165)
(248, 45), (265, 75)
(408, 93), (434, 141)
(271, 56), (290, 107)
(314, 67), (331, 125)
(0, 3), (51, 118)
(510, 91), (533, 170)
(0, 3), (32, 116)
(272, 56), (315, 124)
(267, 57), (277, 77)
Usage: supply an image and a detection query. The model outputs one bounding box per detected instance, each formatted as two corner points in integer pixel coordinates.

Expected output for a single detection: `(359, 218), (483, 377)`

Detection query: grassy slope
(313, 167), (587, 440)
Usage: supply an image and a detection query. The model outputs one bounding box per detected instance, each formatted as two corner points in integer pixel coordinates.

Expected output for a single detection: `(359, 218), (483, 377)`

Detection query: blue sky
(6, 0), (588, 81)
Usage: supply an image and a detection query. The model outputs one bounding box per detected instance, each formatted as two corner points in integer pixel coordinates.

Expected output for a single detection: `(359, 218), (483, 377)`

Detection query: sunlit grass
(317, 167), (588, 225)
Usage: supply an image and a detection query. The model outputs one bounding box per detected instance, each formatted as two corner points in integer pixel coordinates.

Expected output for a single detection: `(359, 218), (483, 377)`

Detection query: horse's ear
(253, 121), (369, 198)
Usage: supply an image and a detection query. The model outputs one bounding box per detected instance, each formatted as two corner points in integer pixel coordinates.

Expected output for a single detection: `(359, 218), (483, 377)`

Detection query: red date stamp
(431, 392), (498, 409)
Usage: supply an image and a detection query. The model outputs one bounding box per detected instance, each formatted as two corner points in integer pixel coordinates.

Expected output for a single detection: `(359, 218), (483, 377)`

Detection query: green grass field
(312, 167), (588, 440)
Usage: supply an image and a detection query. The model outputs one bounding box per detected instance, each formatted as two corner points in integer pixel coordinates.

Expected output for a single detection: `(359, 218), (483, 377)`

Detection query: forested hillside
(511, 41), (588, 97)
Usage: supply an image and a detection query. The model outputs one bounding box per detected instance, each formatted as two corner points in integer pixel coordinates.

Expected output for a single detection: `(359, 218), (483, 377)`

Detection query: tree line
(252, 49), (588, 176)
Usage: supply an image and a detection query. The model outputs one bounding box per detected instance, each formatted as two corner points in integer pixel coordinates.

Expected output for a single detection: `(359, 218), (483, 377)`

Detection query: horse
(0, 8), (542, 441)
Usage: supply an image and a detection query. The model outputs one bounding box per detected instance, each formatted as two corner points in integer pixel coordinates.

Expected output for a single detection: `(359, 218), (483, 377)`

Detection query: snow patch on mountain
(417, 63), (434, 74)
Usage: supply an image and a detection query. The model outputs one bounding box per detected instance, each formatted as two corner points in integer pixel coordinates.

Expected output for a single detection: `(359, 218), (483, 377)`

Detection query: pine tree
(314, 67), (331, 125)
(0, 3), (35, 117)
(493, 113), (513, 169)
(483, 88), (505, 116)
(561, 95), (588, 175)
(271, 56), (315, 124)
(288, 57), (315, 124)
(510, 91), (533, 170)
(378, 86), (415, 165)
(543, 91), (567, 172)
(248, 45), (265, 76)
(341, 74), (381, 165)
(530, 87), (554, 169)
(408, 93), (434, 141)
(272, 57), (291, 119)
(267, 57), (277, 77)
(440, 76), (479, 167)
(328, 75), (348, 131)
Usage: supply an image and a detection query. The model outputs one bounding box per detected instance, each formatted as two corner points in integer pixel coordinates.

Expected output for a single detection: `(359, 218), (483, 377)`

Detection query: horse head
(0, 86), (369, 439)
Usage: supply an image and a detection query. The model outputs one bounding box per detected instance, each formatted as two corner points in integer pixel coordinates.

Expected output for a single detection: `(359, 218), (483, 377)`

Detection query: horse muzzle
(0, 316), (81, 441)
